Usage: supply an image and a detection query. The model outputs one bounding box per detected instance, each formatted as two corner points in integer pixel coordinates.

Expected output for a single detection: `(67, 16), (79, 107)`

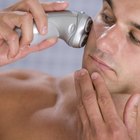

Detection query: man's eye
(101, 13), (115, 25)
(129, 32), (140, 45)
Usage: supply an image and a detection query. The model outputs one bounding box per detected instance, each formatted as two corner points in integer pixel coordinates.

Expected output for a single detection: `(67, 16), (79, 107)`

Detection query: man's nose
(96, 24), (124, 55)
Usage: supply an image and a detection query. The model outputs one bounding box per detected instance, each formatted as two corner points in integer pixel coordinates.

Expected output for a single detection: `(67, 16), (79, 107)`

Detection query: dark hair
(103, 0), (112, 8)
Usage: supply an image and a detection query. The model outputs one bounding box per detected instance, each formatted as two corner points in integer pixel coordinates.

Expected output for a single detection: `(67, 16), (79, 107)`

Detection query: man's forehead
(103, 0), (140, 31)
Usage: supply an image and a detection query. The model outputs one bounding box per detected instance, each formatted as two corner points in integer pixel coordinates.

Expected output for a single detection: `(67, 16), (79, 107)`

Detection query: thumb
(123, 93), (140, 140)
(19, 38), (57, 56)
(7, 38), (57, 64)
(28, 38), (58, 53)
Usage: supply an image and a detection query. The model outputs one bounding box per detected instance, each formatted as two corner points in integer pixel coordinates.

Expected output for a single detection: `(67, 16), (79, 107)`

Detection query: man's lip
(89, 55), (113, 71)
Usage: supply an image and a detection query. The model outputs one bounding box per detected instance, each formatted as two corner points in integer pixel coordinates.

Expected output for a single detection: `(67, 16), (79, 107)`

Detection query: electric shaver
(16, 10), (93, 48)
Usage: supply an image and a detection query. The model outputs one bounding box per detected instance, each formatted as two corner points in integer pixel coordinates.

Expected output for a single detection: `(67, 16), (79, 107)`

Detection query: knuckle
(34, 14), (46, 23)
(22, 12), (33, 21)
(25, 37), (33, 44)
(112, 128), (122, 139)
(108, 120), (122, 135)
(78, 104), (84, 112)
(82, 90), (95, 103)
(25, 0), (37, 7)
(82, 119), (89, 127)
(98, 95), (108, 106)
(7, 32), (18, 41)
(21, 36), (32, 45)
(0, 13), (10, 23)
(96, 133), (108, 140)
(53, 3), (60, 9)
(53, 2), (65, 10)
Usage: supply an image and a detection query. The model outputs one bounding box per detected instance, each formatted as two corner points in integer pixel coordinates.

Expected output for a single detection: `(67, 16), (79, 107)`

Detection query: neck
(111, 93), (132, 120)
(57, 74), (138, 121)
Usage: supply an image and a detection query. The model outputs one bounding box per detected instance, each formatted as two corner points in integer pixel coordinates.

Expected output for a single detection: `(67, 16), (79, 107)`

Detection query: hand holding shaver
(16, 10), (93, 48)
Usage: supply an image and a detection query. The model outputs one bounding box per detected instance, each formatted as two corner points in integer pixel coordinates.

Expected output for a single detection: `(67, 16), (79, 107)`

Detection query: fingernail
(75, 70), (84, 78)
(80, 69), (87, 76)
(41, 26), (47, 35)
(56, 1), (66, 3)
(134, 94), (140, 106)
(91, 72), (98, 80)
(76, 69), (87, 78)
(56, 1), (69, 6)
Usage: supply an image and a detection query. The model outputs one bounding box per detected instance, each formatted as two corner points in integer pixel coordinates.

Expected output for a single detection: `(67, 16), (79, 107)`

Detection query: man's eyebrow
(131, 22), (140, 31)
(103, 0), (113, 9)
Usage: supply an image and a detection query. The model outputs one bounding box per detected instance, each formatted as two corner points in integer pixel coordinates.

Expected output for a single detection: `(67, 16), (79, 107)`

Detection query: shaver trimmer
(16, 10), (93, 48)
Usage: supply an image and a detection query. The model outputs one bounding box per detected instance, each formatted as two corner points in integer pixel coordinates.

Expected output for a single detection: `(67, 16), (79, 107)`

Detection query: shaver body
(16, 10), (93, 48)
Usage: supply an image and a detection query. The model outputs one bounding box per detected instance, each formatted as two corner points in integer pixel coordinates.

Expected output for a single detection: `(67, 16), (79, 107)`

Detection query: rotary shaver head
(65, 11), (93, 48)
(48, 10), (93, 48)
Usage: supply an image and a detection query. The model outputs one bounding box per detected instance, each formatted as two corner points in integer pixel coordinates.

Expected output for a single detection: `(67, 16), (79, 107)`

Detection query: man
(0, 0), (139, 140)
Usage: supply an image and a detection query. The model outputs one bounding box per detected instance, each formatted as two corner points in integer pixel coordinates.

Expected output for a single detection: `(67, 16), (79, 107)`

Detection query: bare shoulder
(0, 69), (51, 79)
(0, 69), (58, 112)
(0, 69), (57, 89)
(0, 69), (77, 111)
(0, 70), (78, 140)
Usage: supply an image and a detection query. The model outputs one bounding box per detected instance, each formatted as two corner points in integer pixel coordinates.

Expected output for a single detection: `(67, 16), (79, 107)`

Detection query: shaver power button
(68, 24), (76, 34)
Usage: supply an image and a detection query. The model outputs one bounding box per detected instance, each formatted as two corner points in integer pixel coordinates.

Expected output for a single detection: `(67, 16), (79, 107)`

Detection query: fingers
(5, 0), (46, 34)
(1, 0), (69, 59)
(6, 0), (69, 35)
(42, 1), (69, 11)
(18, 12), (33, 47)
(75, 69), (139, 140)
(75, 69), (104, 131)
(91, 72), (121, 128)
(29, 37), (58, 52)
(25, 0), (47, 34)
(0, 11), (34, 58)
(74, 73), (89, 135)
(0, 38), (58, 66)
(25, 1), (69, 34)
(123, 93), (140, 139)
(11, 11), (33, 47)
(75, 69), (122, 128)
(20, 38), (58, 55)
(0, 20), (19, 58)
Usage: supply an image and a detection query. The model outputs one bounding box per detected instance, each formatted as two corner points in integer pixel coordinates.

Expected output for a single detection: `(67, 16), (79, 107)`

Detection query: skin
(83, 0), (140, 94)
(79, 0), (140, 139)
(0, 0), (140, 140)
(0, 0), (68, 64)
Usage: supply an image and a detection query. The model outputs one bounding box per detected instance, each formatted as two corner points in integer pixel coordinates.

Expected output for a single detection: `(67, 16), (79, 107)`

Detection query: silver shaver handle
(16, 10), (93, 48)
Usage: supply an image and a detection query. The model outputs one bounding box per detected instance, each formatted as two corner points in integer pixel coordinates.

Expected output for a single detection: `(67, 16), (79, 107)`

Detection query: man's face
(83, 0), (140, 94)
